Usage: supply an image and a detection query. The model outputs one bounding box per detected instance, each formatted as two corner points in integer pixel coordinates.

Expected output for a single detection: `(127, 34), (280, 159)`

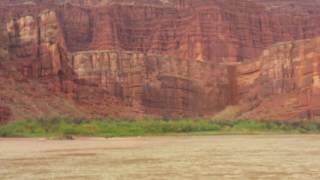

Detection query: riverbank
(1, 118), (320, 138)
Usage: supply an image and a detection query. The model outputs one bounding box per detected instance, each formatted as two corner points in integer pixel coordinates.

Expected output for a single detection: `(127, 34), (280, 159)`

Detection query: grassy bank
(1, 118), (320, 138)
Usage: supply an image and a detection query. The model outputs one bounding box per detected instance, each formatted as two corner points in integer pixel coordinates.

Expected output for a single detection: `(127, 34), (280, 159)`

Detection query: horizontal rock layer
(2, 0), (320, 63)
(71, 50), (238, 117)
(238, 37), (320, 120)
(1, 0), (320, 120)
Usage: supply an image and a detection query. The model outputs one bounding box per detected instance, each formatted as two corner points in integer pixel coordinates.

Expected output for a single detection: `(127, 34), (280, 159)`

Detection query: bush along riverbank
(1, 117), (320, 138)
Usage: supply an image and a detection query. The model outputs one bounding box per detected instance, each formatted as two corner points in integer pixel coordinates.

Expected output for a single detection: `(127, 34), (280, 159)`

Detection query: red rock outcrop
(238, 37), (320, 120)
(53, 0), (320, 64)
(71, 50), (237, 117)
(1, 0), (320, 120)
(0, 105), (11, 123)
(3, 0), (320, 62)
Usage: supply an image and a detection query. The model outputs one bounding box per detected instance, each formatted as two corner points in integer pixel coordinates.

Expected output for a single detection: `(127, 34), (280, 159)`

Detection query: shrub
(1, 118), (320, 137)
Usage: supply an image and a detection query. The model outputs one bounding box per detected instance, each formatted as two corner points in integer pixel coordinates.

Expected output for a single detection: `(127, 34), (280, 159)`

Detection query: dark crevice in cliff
(36, 16), (42, 78)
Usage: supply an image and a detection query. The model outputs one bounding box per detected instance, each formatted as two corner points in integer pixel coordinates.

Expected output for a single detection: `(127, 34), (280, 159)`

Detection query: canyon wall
(71, 50), (237, 117)
(3, 0), (320, 62)
(1, 0), (320, 120)
(0, 105), (11, 123)
(238, 37), (320, 120)
(54, 0), (320, 63)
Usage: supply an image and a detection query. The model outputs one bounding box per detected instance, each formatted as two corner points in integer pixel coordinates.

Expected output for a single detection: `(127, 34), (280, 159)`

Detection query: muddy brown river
(0, 135), (320, 180)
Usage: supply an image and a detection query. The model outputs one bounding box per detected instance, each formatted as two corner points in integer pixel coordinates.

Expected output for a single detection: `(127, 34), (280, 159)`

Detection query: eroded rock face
(3, 0), (320, 62)
(2, 0), (320, 120)
(0, 105), (11, 123)
(6, 9), (76, 95)
(72, 50), (237, 117)
(238, 38), (320, 120)
(56, 0), (320, 64)
(0, 106), (11, 123)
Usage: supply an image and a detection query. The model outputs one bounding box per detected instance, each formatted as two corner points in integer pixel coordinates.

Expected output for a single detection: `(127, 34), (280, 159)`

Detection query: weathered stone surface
(6, 9), (76, 94)
(3, 0), (320, 62)
(0, 105), (11, 123)
(238, 38), (320, 120)
(58, 0), (320, 64)
(2, 0), (320, 120)
(71, 50), (235, 117)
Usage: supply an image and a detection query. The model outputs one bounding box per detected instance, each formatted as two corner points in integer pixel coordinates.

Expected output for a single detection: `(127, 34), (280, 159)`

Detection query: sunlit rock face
(2, 0), (320, 120)
(6, 9), (75, 94)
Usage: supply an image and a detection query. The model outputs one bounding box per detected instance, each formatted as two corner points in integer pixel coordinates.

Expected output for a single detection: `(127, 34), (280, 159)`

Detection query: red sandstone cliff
(238, 37), (320, 120)
(1, 0), (320, 121)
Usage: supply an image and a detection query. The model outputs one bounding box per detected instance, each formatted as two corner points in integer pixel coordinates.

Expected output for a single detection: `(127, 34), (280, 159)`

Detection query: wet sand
(1, 135), (320, 180)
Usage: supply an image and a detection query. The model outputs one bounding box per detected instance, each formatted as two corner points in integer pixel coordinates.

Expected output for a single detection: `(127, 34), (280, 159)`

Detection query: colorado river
(1, 135), (320, 179)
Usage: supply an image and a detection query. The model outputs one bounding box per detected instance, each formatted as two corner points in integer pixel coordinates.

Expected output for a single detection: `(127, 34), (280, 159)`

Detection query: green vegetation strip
(1, 118), (320, 138)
